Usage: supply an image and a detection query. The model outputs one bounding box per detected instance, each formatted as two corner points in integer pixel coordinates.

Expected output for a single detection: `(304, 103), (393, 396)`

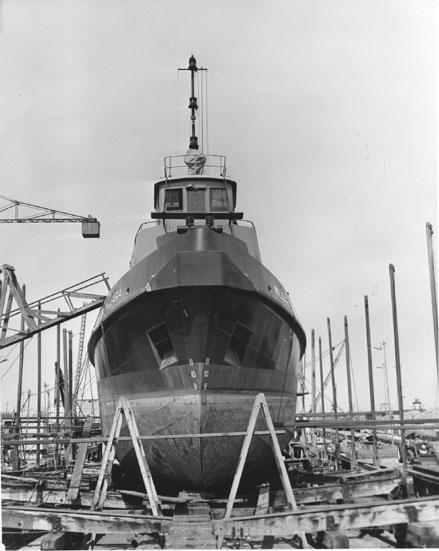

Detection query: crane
(0, 264), (109, 349)
(0, 195), (100, 238)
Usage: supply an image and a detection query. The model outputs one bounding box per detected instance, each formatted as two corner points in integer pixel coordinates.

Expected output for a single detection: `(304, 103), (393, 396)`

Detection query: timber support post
(217, 392), (308, 549)
(364, 296), (379, 467)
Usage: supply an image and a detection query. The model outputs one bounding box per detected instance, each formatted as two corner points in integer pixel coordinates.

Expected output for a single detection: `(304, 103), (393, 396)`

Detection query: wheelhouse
(130, 154), (261, 266)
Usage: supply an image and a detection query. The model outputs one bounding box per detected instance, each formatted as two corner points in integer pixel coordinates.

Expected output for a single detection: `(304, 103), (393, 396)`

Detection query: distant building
(412, 398), (423, 412)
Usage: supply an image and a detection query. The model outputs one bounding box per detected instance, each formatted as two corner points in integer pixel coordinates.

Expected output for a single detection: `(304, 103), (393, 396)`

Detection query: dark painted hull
(101, 386), (296, 492)
(89, 227), (305, 491)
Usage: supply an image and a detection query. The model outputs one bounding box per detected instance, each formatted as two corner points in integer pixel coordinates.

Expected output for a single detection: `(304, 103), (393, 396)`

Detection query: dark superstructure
(88, 56), (306, 492)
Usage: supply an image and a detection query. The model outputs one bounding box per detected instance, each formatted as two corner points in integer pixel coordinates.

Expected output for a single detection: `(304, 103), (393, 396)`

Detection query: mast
(180, 55), (208, 174)
(188, 55), (199, 151)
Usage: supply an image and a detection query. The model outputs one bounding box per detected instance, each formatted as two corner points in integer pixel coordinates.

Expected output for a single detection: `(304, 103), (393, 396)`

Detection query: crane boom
(0, 195), (100, 237)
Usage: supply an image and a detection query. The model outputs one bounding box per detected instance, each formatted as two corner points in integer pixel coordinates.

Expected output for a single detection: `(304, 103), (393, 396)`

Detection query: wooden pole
(63, 329), (70, 428)
(389, 264), (407, 473)
(54, 318), (61, 466)
(426, 223), (439, 390)
(327, 318), (338, 415)
(311, 329), (317, 449)
(55, 314), (60, 429)
(301, 354), (306, 413)
(68, 330), (74, 461)
(14, 284), (25, 469)
(327, 317), (340, 467)
(36, 302), (42, 467)
(344, 315), (357, 469)
(318, 337), (328, 459)
(68, 330), (73, 419)
(364, 296), (379, 466)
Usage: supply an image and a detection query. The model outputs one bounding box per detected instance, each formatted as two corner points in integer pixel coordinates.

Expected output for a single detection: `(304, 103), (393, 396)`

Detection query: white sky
(0, 0), (437, 414)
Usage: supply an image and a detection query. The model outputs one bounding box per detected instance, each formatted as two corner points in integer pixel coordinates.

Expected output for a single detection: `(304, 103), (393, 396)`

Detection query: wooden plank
(66, 417), (93, 501)
(166, 492), (216, 549)
(2, 474), (400, 509)
(91, 408), (122, 510)
(213, 495), (439, 539)
(220, 393), (309, 549)
(273, 474), (404, 505)
(2, 505), (169, 534)
(2, 487), (126, 508)
(123, 397), (161, 516)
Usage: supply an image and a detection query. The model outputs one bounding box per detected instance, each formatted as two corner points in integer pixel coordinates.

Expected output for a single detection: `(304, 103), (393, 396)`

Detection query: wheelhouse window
(210, 188), (228, 212)
(147, 323), (177, 369)
(225, 323), (252, 366)
(164, 188), (183, 211)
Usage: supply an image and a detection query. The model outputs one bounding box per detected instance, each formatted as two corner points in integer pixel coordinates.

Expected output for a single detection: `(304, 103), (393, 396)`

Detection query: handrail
(164, 154), (227, 179)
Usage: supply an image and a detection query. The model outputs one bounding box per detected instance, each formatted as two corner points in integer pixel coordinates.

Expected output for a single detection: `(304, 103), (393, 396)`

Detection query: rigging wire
(176, 68), (180, 154)
(205, 69), (209, 155)
(301, 339), (344, 370)
(198, 70), (203, 153)
(0, 338), (33, 381)
(350, 349), (360, 411)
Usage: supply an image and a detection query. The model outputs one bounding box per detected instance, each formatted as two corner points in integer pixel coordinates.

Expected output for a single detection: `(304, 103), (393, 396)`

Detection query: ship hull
(90, 227), (305, 492)
(99, 386), (296, 492)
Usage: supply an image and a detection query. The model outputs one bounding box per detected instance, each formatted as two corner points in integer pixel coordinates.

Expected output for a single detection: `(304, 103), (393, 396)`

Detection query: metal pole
(364, 296), (379, 466)
(318, 337), (328, 459)
(311, 329), (317, 449)
(389, 264), (408, 473)
(14, 284), (26, 469)
(344, 315), (357, 469)
(327, 317), (340, 468)
(426, 223), (439, 389)
(36, 302), (41, 467)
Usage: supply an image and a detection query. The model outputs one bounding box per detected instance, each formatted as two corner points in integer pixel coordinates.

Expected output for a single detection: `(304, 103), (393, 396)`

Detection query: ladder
(73, 312), (87, 405)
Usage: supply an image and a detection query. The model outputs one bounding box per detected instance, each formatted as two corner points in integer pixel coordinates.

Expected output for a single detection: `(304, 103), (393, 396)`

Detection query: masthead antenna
(179, 55), (207, 152)
(188, 55), (199, 150)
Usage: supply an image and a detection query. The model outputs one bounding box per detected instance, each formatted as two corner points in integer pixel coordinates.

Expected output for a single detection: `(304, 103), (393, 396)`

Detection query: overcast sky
(0, 0), (437, 414)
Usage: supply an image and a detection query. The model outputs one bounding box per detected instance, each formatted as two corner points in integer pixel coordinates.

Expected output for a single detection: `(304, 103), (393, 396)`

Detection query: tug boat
(88, 56), (306, 492)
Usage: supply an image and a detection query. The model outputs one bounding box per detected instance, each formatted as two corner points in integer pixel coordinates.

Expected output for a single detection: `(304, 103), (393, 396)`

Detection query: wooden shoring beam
(1, 505), (169, 534)
(0, 473), (404, 509)
(213, 495), (439, 540)
(223, 394), (297, 518)
(1, 486), (175, 510)
(66, 416), (93, 501)
(407, 468), (439, 486)
(91, 396), (161, 516)
(220, 393), (310, 549)
(5, 419), (439, 447)
(0, 476), (406, 518)
(274, 473), (406, 506)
